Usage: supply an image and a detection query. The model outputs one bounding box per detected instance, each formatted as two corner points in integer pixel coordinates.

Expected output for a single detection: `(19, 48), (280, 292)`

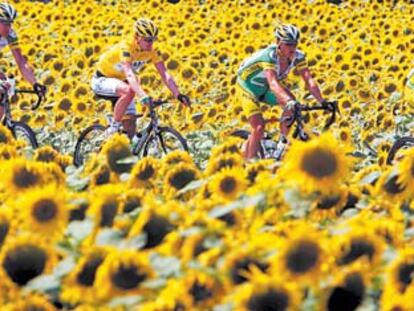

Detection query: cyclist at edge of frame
(91, 18), (191, 139)
(236, 24), (334, 160)
(0, 3), (46, 121)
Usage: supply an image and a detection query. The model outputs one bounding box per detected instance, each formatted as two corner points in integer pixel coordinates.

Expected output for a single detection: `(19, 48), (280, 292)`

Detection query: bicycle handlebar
(15, 89), (44, 110)
(297, 101), (339, 129)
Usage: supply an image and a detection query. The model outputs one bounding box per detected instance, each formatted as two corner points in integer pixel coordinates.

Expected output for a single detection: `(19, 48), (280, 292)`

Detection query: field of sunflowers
(1, 0), (414, 310)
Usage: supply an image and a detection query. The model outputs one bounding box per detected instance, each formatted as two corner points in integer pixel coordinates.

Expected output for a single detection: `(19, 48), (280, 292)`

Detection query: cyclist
(0, 3), (46, 120)
(237, 24), (332, 160)
(91, 18), (191, 138)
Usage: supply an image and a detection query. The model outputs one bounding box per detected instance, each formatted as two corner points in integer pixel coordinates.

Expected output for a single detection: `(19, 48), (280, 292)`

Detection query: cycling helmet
(0, 3), (17, 24)
(275, 24), (300, 44)
(134, 18), (158, 39)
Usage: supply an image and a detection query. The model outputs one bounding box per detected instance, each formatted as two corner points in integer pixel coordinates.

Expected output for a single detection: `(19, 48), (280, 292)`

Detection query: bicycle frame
(2, 89), (42, 128)
(131, 100), (167, 154)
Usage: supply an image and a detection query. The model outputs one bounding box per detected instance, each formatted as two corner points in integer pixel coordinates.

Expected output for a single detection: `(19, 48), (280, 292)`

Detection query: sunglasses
(142, 37), (157, 43)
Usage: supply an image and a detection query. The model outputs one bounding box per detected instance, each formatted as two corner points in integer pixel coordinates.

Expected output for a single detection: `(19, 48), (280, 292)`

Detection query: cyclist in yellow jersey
(91, 18), (191, 137)
(0, 3), (46, 120)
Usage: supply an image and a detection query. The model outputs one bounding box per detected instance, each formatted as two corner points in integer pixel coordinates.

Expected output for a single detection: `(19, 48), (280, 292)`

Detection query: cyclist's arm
(11, 48), (36, 85)
(264, 69), (294, 105)
(154, 61), (180, 98)
(121, 61), (147, 98)
(300, 68), (324, 103)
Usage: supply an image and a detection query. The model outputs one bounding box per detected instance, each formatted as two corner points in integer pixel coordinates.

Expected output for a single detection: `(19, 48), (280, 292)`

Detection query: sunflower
(272, 224), (328, 283)
(233, 274), (300, 311)
(60, 247), (109, 305)
(309, 186), (348, 221)
(1, 159), (57, 195)
(0, 145), (17, 160)
(120, 189), (146, 214)
(88, 185), (121, 228)
(19, 185), (68, 239)
(100, 133), (133, 174)
(0, 235), (56, 288)
(128, 157), (160, 188)
(205, 153), (244, 175)
(245, 160), (274, 186)
(209, 167), (247, 201)
(127, 199), (176, 249)
(385, 249), (414, 294)
(0, 210), (13, 250)
(322, 263), (369, 311)
(397, 148), (414, 198)
(375, 168), (408, 203)
(334, 226), (384, 268)
(33, 146), (60, 164)
(280, 133), (351, 194)
(164, 162), (200, 198)
(162, 150), (194, 167)
(0, 124), (14, 145)
(90, 163), (112, 187)
(95, 250), (155, 299)
(210, 137), (244, 158)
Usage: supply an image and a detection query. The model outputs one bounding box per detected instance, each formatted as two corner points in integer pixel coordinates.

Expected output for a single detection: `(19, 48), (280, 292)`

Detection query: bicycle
(231, 101), (339, 160)
(386, 136), (414, 165)
(2, 80), (43, 149)
(73, 97), (189, 167)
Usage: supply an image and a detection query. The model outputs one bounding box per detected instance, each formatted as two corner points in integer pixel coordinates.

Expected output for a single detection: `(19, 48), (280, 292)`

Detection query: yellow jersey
(96, 37), (162, 80)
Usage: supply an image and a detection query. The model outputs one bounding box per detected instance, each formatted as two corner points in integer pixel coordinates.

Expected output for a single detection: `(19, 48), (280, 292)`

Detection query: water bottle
(7, 77), (15, 97)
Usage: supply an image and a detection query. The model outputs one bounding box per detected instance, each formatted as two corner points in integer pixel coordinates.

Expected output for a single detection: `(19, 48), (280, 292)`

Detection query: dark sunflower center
(33, 199), (58, 222)
(136, 165), (155, 181)
(337, 238), (375, 266)
(189, 281), (213, 303)
(327, 272), (365, 311)
(248, 169), (259, 184)
(247, 288), (289, 311)
(230, 257), (269, 285)
(169, 169), (196, 190)
(218, 211), (236, 226)
(36, 151), (56, 163)
(69, 202), (89, 221)
(317, 195), (341, 210)
(383, 175), (405, 194)
(0, 222), (9, 246)
(123, 197), (141, 213)
(398, 263), (414, 290)
(94, 166), (110, 185)
(142, 215), (173, 249)
(3, 245), (47, 286)
(220, 177), (237, 194)
(111, 264), (147, 290)
(12, 167), (40, 189)
(301, 148), (338, 178)
(194, 239), (207, 257)
(107, 146), (132, 174)
(99, 201), (118, 227)
(285, 240), (320, 274)
(0, 131), (9, 143)
(76, 255), (105, 286)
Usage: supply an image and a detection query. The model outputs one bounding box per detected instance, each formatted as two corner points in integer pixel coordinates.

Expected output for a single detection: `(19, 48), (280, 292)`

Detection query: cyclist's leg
(91, 75), (136, 135)
(237, 84), (265, 159)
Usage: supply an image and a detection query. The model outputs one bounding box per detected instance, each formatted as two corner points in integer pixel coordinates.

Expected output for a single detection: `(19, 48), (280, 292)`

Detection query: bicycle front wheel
(10, 121), (38, 150)
(386, 136), (414, 165)
(73, 124), (106, 167)
(142, 126), (188, 158)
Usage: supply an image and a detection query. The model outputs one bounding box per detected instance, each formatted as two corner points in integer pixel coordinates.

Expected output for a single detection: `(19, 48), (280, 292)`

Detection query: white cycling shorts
(91, 74), (136, 115)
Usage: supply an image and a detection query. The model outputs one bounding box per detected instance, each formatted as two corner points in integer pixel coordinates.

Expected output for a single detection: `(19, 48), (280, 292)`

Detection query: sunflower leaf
(66, 219), (94, 242)
(177, 178), (208, 195)
(23, 274), (60, 293)
(53, 256), (76, 278)
(116, 155), (139, 164)
(149, 254), (181, 277)
(108, 295), (143, 308)
(95, 228), (124, 246)
(213, 303), (234, 311)
(359, 171), (381, 185)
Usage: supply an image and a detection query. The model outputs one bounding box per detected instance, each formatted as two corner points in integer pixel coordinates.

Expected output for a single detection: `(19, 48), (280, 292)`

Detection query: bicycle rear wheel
(230, 129), (265, 158)
(73, 124), (106, 166)
(10, 121), (38, 150)
(386, 136), (414, 165)
(142, 126), (188, 158)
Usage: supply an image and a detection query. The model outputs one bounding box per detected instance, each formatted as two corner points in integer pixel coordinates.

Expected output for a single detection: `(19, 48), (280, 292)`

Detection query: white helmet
(275, 24), (300, 44)
(0, 3), (17, 24)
